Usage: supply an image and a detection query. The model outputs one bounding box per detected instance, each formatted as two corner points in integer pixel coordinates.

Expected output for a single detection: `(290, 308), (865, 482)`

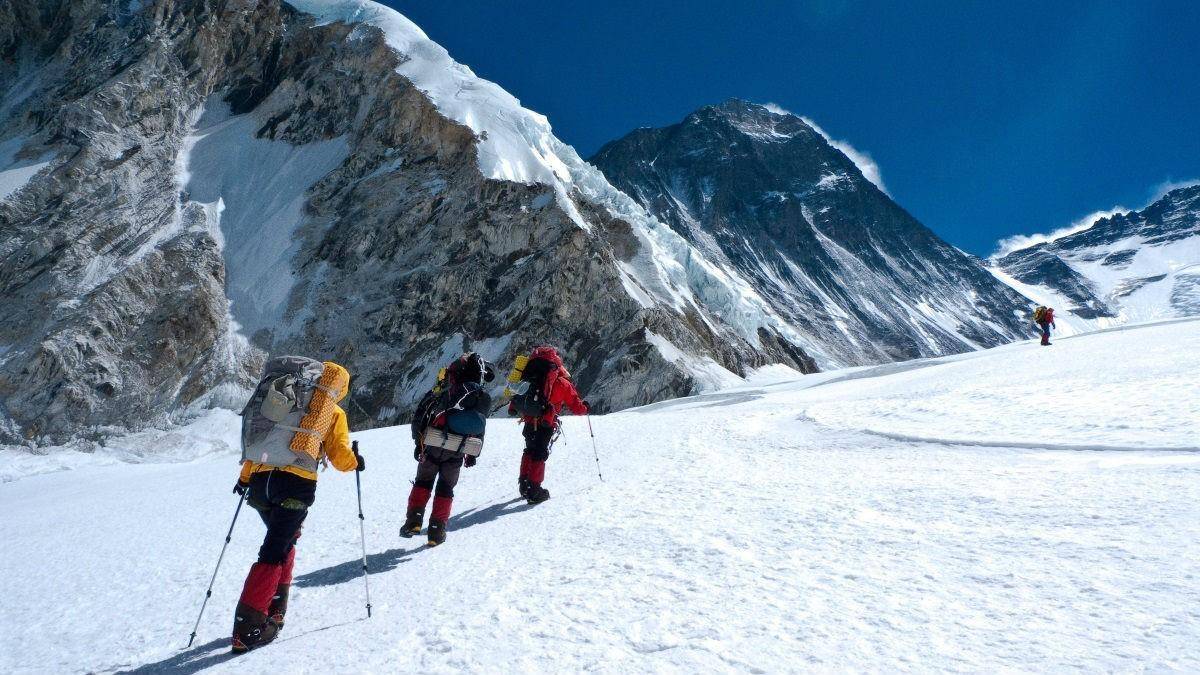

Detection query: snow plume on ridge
(763, 102), (890, 195)
(285, 0), (807, 352)
(992, 206), (1130, 259)
(1149, 178), (1200, 203)
(990, 178), (1200, 259)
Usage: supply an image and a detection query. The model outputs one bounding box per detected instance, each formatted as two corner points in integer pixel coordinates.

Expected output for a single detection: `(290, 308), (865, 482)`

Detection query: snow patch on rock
(180, 99), (350, 337)
(0, 135), (53, 203)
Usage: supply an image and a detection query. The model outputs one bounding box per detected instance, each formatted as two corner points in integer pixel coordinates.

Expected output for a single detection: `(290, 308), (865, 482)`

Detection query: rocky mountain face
(590, 100), (1034, 366)
(991, 185), (1200, 327)
(0, 0), (817, 445)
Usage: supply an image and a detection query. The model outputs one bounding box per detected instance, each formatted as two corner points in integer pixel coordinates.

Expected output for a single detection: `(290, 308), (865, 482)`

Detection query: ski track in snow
(1, 322), (1199, 672)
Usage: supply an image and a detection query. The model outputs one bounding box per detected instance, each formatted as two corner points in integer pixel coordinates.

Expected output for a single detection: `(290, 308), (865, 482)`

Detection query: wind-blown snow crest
(758, 103), (889, 196)
(991, 180), (1200, 259)
(285, 0), (807, 358)
(992, 207), (1130, 259)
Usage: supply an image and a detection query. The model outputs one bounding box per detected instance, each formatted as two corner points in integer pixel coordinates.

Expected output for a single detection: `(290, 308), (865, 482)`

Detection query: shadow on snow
(118, 498), (535, 672)
(115, 638), (235, 675)
(294, 497), (534, 589)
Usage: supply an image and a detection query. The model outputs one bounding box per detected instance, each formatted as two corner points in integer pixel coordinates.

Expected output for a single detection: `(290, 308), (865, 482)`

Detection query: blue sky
(385, 1), (1200, 256)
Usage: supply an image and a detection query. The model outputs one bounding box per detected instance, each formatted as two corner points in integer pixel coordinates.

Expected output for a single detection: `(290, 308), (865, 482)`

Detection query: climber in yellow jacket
(230, 358), (364, 653)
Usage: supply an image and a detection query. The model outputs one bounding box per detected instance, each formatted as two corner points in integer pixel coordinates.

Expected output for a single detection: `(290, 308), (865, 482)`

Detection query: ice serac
(590, 100), (1034, 366)
(0, 0), (813, 445)
(990, 185), (1200, 332)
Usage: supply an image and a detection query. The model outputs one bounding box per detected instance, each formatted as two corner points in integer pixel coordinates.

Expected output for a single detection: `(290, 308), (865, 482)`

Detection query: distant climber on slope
(403, 352), (495, 546)
(1033, 306), (1056, 346)
(508, 345), (589, 504)
(231, 357), (363, 654)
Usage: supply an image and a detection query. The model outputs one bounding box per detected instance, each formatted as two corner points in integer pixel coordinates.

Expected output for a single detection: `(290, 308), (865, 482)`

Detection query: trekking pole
(187, 489), (247, 648)
(586, 415), (604, 483)
(352, 441), (373, 618)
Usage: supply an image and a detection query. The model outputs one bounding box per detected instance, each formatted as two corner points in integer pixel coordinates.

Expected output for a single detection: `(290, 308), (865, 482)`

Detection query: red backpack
(511, 347), (563, 418)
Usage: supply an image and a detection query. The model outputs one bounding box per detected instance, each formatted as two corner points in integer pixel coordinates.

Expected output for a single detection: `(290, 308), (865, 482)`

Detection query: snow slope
(180, 100), (349, 335)
(2, 320), (1198, 672)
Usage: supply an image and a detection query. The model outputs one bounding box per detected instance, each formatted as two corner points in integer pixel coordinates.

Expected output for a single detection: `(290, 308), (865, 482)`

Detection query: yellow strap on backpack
(289, 361), (350, 460)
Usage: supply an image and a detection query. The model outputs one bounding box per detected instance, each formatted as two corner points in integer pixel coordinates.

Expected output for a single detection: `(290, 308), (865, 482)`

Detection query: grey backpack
(240, 356), (327, 473)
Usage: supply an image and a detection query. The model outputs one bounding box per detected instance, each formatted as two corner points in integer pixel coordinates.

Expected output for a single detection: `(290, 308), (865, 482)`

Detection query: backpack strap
(542, 364), (559, 399)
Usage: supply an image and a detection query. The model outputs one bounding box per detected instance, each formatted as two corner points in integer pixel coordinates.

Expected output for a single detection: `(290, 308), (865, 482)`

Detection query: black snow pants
(522, 422), (556, 462)
(415, 446), (465, 498)
(247, 469), (316, 564)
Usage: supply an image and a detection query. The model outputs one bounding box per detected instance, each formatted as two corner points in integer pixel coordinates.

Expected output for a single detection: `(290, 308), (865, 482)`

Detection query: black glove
(414, 444), (423, 462)
(233, 480), (249, 496)
(354, 452), (366, 472)
(581, 400), (591, 413)
(464, 455), (477, 468)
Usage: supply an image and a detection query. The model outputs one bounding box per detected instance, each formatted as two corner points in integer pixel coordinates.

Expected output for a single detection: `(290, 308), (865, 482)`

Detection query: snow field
(803, 318), (1200, 450)
(1, 321), (1198, 672)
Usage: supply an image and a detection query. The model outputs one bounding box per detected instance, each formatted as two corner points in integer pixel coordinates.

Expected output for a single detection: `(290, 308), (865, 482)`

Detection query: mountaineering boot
(270, 546), (296, 628)
(232, 602), (279, 653)
(401, 509), (424, 538)
(518, 476), (532, 499)
(526, 483), (550, 505)
(268, 584), (290, 628)
(427, 519), (447, 546)
(403, 484), (432, 538)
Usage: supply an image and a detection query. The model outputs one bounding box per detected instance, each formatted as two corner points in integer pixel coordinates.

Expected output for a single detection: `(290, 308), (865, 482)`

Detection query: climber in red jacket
(508, 346), (588, 504)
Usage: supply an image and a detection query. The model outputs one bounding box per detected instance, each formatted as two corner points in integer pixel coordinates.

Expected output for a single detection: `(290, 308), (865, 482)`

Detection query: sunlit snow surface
(2, 320), (1198, 672)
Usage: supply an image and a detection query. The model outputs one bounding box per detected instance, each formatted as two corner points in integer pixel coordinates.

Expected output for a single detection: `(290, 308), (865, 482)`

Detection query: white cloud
(990, 177), (1200, 259)
(991, 207), (1129, 259)
(763, 103), (890, 195)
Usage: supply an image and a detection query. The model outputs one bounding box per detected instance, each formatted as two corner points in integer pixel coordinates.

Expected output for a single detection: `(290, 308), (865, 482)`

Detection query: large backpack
(240, 356), (326, 472)
(417, 381), (490, 456)
(510, 353), (558, 419)
(1033, 306), (1047, 323)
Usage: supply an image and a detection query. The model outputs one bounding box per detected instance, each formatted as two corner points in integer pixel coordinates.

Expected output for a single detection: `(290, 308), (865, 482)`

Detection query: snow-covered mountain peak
(287, 0), (570, 189)
(590, 101), (1034, 368)
(687, 99), (814, 143)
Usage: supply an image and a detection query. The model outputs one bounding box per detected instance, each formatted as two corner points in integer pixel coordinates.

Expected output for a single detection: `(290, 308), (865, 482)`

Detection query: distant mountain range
(989, 184), (1200, 333)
